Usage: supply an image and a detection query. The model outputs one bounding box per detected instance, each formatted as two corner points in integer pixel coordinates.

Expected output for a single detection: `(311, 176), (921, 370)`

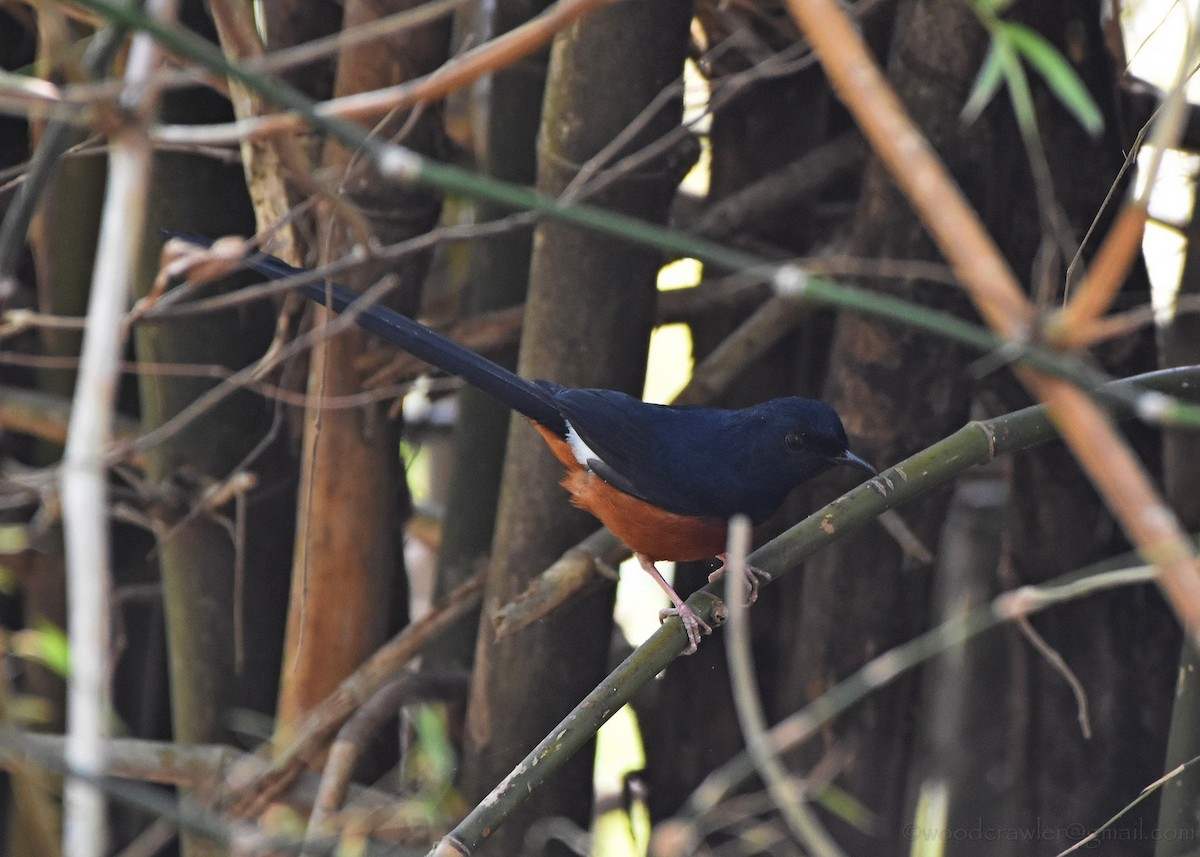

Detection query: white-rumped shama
(168, 235), (876, 653)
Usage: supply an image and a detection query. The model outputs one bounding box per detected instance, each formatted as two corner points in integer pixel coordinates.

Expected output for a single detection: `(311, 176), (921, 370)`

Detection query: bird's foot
(709, 555), (771, 605)
(637, 553), (714, 655)
(657, 604), (713, 655)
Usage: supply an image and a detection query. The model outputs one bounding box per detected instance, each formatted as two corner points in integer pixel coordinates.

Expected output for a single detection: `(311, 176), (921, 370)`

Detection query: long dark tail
(165, 233), (566, 435)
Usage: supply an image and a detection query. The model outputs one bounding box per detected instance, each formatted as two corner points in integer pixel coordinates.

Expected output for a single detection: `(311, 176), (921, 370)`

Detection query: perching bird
(167, 234), (875, 653)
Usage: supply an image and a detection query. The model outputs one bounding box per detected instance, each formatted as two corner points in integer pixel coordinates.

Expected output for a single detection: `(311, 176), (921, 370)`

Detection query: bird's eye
(785, 432), (805, 452)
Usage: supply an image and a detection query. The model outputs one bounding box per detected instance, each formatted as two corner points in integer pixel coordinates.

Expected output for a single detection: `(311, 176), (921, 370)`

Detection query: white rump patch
(565, 422), (601, 469)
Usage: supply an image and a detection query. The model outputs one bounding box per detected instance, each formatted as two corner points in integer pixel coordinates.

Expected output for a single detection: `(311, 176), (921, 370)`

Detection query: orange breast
(534, 423), (727, 562)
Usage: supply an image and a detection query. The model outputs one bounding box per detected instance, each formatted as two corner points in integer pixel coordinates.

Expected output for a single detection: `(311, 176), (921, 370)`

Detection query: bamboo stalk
(59, 1), (175, 852)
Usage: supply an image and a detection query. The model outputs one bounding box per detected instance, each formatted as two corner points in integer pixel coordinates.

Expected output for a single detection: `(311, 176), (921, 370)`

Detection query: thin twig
(724, 516), (843, 857)
(1052, 753), (1200, 857)
(690, 133), (866, 237)
(151, 0), (619, 146)
(1, 732), (395, 811)
(0, 24), (125, 288)
(112, 818), (177, 857)
(0, 729), (412, 856)
(0, 385), (140, 453)
(0, 308), (89, 340)
(69, 0), (469, 105)
(1014, 616), (1092, 740)
(1052, 17), (1199, 340)
(0, 352), (416, 412)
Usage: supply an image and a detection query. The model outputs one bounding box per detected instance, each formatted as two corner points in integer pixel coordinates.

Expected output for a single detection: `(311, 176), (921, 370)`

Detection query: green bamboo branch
(431, 364), (1200, 856)
(57, 0), (1200, 427)
(430, 603), (707, 857)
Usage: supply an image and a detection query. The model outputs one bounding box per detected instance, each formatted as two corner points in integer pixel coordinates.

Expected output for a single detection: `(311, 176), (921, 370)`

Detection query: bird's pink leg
(708, 554), (771, 605)
(636, 553), (711, 654)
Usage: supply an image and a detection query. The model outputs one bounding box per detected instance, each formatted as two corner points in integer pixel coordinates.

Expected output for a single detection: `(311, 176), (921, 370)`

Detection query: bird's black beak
(834, 449), (877, 475)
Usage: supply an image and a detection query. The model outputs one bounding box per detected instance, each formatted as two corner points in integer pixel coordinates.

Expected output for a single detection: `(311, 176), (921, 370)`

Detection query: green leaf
(13, 621), (70, 677)
(816, 783), (878, 832)
(1004, 22), (1104, 136)
(412, 705), (457, 783)
(0, 524), (28, 553)
(909, 779), (950, 857)
(962, 38), (1007, 124)
(994, 32), (1039, 138)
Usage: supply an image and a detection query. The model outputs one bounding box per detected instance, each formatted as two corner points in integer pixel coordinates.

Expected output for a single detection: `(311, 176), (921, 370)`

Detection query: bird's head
(775, 398), (875, 477)
(735, 397), (875, 520)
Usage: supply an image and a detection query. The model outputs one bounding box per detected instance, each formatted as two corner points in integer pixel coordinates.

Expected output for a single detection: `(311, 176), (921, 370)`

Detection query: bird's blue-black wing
(550, 388), (731, 518)
(552, 389), (847, 521)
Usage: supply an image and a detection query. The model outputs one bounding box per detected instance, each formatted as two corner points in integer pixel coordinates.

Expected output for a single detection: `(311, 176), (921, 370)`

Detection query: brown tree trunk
(460, 2), (691, 852)
(425, 0), (554, 672)
(772, 4), (987, 853)
(275, 0), (450, 729)
(139, 54), (292, 744)
(139, 62), (295, 856)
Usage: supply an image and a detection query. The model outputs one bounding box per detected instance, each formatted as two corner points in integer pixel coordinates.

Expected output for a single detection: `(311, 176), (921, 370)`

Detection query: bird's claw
(658, 604), (713, 654)
(709, 559), (771, 605)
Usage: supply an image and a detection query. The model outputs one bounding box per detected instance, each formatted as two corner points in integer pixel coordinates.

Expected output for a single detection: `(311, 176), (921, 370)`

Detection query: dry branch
(224, 571), (483, 817)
